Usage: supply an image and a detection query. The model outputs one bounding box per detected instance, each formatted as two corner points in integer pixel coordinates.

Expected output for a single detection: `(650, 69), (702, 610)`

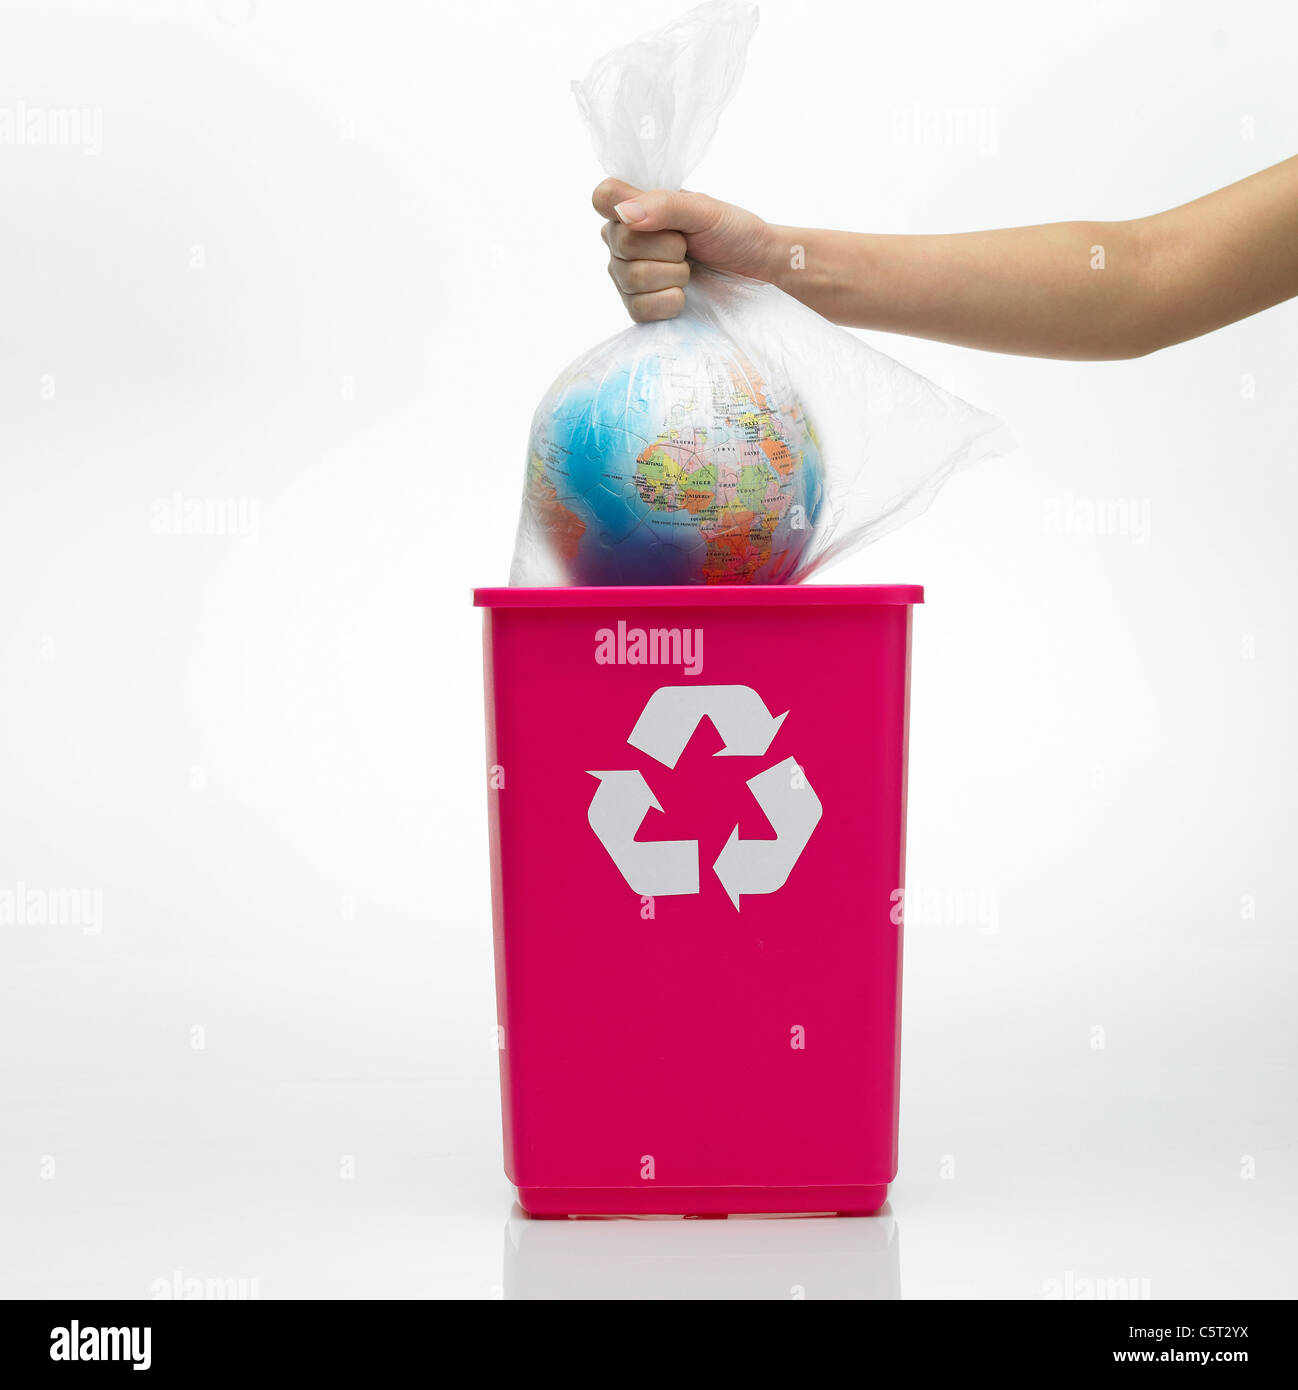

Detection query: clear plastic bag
(510, 0), (1011, 587)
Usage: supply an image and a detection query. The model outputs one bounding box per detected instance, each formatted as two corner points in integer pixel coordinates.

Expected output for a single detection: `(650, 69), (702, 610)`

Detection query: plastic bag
(510, 0), (1011, 587)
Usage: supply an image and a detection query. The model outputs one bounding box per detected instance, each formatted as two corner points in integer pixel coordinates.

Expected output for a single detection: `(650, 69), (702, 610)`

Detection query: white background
(1, 0), (1295, 1299)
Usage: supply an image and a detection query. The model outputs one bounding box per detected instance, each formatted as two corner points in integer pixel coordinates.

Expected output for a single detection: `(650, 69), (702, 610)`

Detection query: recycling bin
(474, 583), (922, 1217)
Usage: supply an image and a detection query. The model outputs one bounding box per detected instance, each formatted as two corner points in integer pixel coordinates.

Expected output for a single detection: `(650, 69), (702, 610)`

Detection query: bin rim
(473, 584), (923, 608)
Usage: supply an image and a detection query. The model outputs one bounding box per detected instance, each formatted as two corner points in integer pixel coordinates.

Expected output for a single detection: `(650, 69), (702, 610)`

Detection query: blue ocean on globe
(522, 317), (825, 586)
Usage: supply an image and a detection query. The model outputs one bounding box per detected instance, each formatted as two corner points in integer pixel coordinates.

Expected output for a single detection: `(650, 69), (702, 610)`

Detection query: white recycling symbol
(587, 685), (823, 910)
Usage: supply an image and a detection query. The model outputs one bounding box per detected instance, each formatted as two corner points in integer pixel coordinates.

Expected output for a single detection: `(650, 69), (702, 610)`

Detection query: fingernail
(614, 200), (646, 225)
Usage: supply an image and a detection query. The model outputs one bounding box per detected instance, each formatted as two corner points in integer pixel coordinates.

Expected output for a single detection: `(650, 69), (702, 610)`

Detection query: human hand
(592, 177), (774, 322)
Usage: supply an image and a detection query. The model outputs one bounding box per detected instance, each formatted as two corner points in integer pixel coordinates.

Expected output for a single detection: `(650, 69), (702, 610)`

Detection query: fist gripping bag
(510, 0), (1011, 587)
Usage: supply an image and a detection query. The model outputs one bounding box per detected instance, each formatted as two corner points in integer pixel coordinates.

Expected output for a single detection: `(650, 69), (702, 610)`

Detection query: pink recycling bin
(474, 584), (922, 1217)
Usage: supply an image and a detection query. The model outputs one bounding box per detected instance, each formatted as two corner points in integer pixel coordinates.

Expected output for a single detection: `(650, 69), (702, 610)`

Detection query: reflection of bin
(475, 584), (922, 1217)
(503, 1204), (901, 1300)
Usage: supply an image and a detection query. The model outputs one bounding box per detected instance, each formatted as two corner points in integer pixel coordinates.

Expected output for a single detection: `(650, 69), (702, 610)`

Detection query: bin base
(517, 1184), (889, 1218)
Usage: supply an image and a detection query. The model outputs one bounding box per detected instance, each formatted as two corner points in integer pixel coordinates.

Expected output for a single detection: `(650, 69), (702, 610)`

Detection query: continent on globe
(521, 316), (825, 586)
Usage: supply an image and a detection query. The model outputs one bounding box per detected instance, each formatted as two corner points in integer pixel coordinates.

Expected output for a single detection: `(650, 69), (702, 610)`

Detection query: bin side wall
(481, 612), (517, 1183)
(482, 599), (914, 1198)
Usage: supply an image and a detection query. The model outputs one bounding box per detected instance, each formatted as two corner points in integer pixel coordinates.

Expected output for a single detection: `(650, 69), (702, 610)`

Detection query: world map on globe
(522, 318), (825, 585)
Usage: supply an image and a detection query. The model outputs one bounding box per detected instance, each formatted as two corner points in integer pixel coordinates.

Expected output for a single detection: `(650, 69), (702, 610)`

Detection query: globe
(520, 316), (825, 585)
